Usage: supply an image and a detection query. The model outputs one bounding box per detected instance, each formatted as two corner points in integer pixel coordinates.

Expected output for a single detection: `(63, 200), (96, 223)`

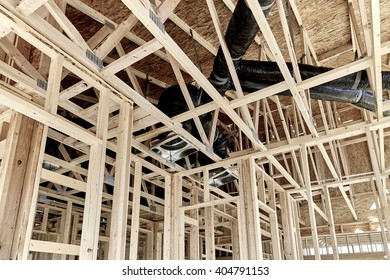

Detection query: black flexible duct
(157, 84), (228, 164)
(237, 61), (390, 116)
(208, 0), (390, 115)
(210, 0), (275, 93)
(157, 0), (390, 167)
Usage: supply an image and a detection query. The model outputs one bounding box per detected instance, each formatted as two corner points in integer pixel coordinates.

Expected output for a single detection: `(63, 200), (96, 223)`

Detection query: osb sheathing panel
(300, 194), (388, 226)
(345, 142), (372, 175)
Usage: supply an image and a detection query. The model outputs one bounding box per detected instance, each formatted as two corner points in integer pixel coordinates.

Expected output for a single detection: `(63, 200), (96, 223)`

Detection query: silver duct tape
(244, 0), (276, 11)
(210, 72), (229, 85)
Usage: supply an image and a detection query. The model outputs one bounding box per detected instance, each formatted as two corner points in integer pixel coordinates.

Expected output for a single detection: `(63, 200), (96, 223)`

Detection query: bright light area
(302, 232), (390, 256)
(370, 202), (378, 210)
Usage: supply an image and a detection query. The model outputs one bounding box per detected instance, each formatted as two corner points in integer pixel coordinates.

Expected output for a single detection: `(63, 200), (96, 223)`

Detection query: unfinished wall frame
(0, 0), (390, 260)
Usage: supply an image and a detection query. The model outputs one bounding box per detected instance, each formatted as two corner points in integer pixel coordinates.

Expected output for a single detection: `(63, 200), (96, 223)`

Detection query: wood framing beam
(0, 113), (43, 260)
(59, 81), (91, 102)
(129, 161), (142, 260)
(366, 128), (390, 243)
(41, 169), (86, 192)
(246, 0), (316, 136)
(0, 37), (45, 81)
(16, 0), (48, 16)
(237, 158), (263, 259)
(44, 0), (89, 50)
(203, 169), (215, 260)
(0, 22), (11, 38)
(370, 0), (383, 118)
(323, 187), (339, 260)
(316, 144), (358, 220)
(280, 192), (297, 259)
(156, 0), (181, 22)
(108, 101), (133, 259)
(95, 14), (139, 59)
(301, 145), (321, 260)
(370, 179), (390, 259)
(0, 112), (22, 220)
(167, 52), (210, 146)
(20, 55), (63, 259)
(29, 240), (79, 256)
(188, 188), (200, 259)
(79, 90), (110, 260)
(267, 181), (281, 259)
(163, 174), (172, 259)
(170, 174), (183, 259)
(0, 83), (98, 146)
(102, 39), (163, 75)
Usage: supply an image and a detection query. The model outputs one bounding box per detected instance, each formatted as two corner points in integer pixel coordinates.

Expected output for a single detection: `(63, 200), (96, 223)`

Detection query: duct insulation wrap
(237, 60), (390, 115)
(157, 84), (229, 165)
(210, 0), (275, 89)
(238, 60), (390, 90)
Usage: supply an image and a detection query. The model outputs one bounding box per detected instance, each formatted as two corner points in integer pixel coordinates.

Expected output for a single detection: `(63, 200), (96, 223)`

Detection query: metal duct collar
(209, 167), (238, 187)
(42, 160), (60, 171)
(150, 135), (199, 163)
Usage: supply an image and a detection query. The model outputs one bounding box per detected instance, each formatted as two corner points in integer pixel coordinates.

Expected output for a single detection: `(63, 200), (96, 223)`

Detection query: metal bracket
(104, 19), (115, 30)
(86, 49), (103, 68)
(149, 9), (165, 33)
(37, 79), (48, 91)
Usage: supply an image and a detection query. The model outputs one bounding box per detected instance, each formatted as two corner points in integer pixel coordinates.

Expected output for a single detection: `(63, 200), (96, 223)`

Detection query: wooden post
(0, 112), (22, 218)
(108, 101), (133, 259)
(231, 213), (240, 260)
(238, 158), (263, 259)
(79, 90), (109, 260)
(323, 187), (339, 260)
(163, 174), (172, 259)
(17, 55), (63, 259)
(268, 181), (282, 260)
(203, 168), (215, 260)
(280, 192), (296, 259)
(69, 213), (79, 260)
(188, 188), (200, 260)
(0, 112), (42, 259)
(61, 201), (73, 260)
(237, 179), (249, 259)
(292, 200), (303, 259)
(370, 179), (390, 260)
(145, 223), (154, 260)
(129, 161), (142, 260)
(169, 173), (179, 259)
(366, 129), (390, 242)
(175, 175), (185, 260)
(152, 222), (161, 260)
(301, 145), (321, 260)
